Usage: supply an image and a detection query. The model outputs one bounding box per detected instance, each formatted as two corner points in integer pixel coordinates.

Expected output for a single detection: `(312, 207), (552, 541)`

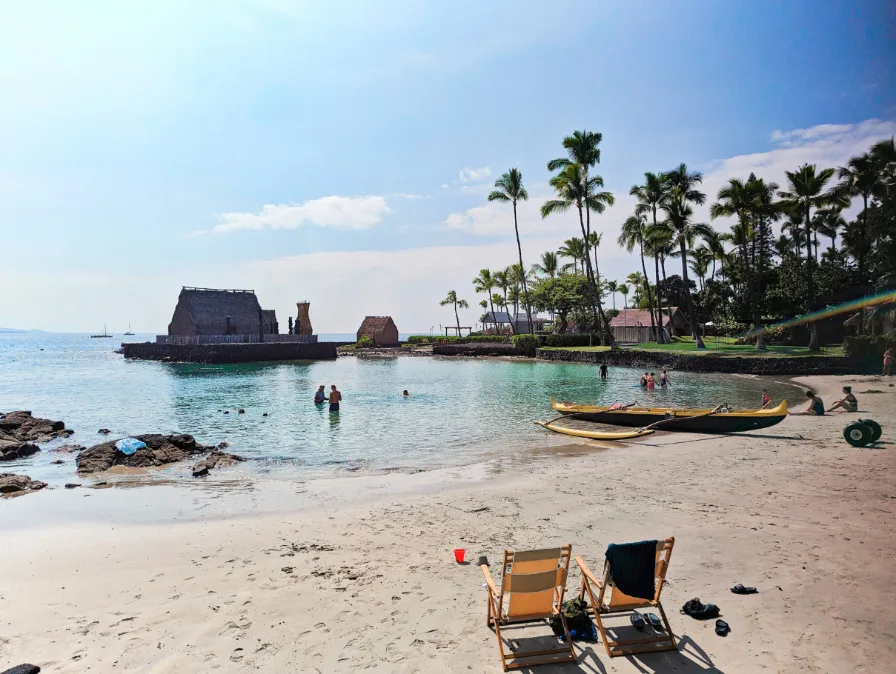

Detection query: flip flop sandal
(715, 619), (730, 636)
(630, 613), (646, 630)
(731, 583), (757, 594)
(645, 613), (663, 631)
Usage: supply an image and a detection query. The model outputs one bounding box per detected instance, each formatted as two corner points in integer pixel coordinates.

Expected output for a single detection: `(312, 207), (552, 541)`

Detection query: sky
(1, 0), (894, 333)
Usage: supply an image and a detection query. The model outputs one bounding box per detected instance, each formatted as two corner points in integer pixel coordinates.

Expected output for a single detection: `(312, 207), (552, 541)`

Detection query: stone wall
(432, 343), (522, 357)
(122, 341), (337, 364)
(536, 348), (869, 375)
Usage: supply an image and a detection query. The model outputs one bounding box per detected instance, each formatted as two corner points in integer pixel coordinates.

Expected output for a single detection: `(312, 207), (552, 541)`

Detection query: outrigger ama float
(534, 400), (788, 441)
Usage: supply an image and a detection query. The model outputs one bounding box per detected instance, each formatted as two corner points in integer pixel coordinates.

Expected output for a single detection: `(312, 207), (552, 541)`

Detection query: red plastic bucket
(453, 548), (466, 563)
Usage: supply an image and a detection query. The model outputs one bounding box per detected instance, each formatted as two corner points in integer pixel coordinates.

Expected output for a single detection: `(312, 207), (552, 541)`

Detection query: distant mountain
(0, 328), (48, 333)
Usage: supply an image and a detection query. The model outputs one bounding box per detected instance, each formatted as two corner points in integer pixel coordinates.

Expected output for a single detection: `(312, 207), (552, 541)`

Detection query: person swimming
(402, 390), (409, 397)
(788, 390), (824, 416)
(826, 386), (858, 413)
(761, 389), (771, 408)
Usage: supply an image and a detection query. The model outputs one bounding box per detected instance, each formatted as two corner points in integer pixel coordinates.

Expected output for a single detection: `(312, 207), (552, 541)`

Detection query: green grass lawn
(543, 336), (845, 358)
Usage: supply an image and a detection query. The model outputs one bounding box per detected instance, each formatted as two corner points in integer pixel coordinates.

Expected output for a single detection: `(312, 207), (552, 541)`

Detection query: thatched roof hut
(168, 287), (274, 336)
(357, 316), (399, 346)
(261, 310), (278, 335)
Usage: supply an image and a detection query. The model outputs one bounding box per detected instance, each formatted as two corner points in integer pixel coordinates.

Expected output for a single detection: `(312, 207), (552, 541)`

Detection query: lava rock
(0, 410), (72, 445)
(0, 440), (40, 462)
(1, 665), (41, 674)
(52, 444), (85, 453)
(0, 473), (48, 497)
(65, 483), (81, 489)
(76, 433), (216, 474)
(97, 428), (112, 435)
(192, 450), (246, 477)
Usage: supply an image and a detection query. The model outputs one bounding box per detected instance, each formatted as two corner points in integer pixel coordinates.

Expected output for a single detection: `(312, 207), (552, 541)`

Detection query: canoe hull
(551, 401), (788, 434)
(533, 421), (654, 441)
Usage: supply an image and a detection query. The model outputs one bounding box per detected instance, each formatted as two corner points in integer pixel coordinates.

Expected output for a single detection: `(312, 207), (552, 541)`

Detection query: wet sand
(1, 374), (894, 672)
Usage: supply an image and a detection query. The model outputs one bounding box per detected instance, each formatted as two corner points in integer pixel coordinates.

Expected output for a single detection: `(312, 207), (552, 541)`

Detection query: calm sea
(0, 333), (800, 486)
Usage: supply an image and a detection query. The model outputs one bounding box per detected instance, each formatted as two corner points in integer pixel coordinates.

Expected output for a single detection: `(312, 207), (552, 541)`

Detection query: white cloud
(193, 195), (391, 235)
(457, 166), (492, 183)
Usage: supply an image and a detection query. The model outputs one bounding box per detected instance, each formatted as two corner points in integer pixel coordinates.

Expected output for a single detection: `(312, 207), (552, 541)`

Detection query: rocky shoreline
(1, 411), (73, 461)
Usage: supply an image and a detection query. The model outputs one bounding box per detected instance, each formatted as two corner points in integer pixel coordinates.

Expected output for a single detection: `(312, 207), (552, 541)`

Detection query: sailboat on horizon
(124, 323), (135, 336)
(90, 325), (113, 338)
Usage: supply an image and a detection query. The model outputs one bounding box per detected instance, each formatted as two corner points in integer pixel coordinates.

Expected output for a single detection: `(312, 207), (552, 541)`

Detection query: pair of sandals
(629, 612), (663, 631)
(680, 598), (729, 636)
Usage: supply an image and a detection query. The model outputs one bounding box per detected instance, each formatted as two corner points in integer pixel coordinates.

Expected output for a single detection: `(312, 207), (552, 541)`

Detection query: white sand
(2, 375), (895, 673)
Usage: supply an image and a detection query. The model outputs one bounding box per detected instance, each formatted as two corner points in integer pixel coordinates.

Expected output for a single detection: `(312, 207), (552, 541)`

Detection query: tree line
(440, 130), (895, 350)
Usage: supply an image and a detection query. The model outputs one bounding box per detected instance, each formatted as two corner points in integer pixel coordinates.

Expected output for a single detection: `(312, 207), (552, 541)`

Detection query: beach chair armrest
(481, 565), (499, 596)
(574, 556), (603, 589)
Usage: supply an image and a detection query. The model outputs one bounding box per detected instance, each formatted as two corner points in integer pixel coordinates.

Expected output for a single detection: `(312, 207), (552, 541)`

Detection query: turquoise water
(0, 333), (801, 485)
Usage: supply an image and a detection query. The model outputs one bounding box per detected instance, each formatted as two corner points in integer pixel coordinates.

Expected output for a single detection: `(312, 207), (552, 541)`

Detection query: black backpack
(548, 597), (596, 640)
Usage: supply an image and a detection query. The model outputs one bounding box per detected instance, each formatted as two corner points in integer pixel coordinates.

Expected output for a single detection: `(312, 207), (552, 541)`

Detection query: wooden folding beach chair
(575, 537), (677, 657)
(481, 545), (577, 671)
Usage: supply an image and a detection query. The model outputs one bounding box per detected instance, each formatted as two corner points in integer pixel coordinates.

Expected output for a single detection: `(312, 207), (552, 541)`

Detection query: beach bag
(548, 597), (596, 641)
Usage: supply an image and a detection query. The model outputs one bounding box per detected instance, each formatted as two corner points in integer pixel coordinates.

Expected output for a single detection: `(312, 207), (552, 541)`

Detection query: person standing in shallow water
(314, 385), (326, 404)
(659, 369), (671, 389)
(599, 363), (608, 380)
(328, 385), (342, 413)
(647, 373), (656, 391)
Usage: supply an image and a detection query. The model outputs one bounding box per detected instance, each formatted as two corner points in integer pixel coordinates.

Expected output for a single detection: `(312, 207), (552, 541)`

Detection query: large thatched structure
(357, 316), (399, 346)
(168, 287), (276, 336)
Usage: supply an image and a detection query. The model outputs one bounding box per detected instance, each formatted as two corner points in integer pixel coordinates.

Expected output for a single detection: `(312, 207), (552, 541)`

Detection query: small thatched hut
(261, 309), (279, 335)
(357, 316), (399, 346)
(168, 287), (276, 336)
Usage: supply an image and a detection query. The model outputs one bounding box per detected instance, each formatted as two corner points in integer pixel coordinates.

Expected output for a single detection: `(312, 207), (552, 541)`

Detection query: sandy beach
(2, 374), (895, 673)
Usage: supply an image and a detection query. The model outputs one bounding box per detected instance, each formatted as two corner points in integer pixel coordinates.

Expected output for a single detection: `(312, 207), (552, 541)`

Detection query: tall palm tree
(701, 228), (725, 284)
(559, 237), (586, 274)
(488, 168), (533, 334)
(870, 137), (895, 198)
(618, 283), (630, 309)
(645, 223), (675, 341)
(630, 173), (665, 340)
(689, 247), (712, 293)
(586, 231), (603, 290)
(814, 208), (846, 251)
(618, 213), (659, 341)
(492, 270), (514, 335)
(439, 290), (468, 335)
(659, 188), (711, 348)
(626, 272), (646, 307)
(541, 163), (616, 345)
(478, 299), (488, 331)
(491, 293), (508, 333)
(838, 152), (877, 278)
(472, 268), (499, 334)
(605, 280), (619, 310)
(778, 164), (847, 350)
(548, 130), (603, 254)
(532, 251), (560, 278)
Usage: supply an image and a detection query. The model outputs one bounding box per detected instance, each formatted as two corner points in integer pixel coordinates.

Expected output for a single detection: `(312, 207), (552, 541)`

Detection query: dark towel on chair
(605, 540), (658, 600)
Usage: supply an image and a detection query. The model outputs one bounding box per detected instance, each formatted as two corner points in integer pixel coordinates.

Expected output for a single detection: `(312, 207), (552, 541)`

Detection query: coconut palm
(778, 164), (847, 350)
(701, 228), (726, 283)
(439, 290), (468, 335)
(814, 208), (846, 250)
(558, 237), (586, 274)
(630, 173), (666, 340)
(689, 246), (712, 294)
(618, 213), (660, 341)
(532, 251), (560, 278)
(870, 137), (895, 197)
(492, 270), (514, 335)
(491, 293), (508, 333)
(838, 152), (877, 278)
(644, 223), (675, 341)
(586, 231), (603, 290)
(472, 268), (499, 334)
(605, 280), (619, 310)
(658, 188), (711, 348)
(618, 283), (630, 309)
(547, 130), (603, 248)
(488, 168), (532, 333)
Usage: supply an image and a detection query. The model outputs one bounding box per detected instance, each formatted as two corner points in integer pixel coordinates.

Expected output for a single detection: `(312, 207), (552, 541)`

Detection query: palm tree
(702, 228), (726, 283)
(488, 168), (533, 333)
(605, 280), (619, 310)
(473, 268), (499, 334)
(532, 251), (560, 278)
(630, 173), (665, 340)
(689, 247), (712, 293)
(870, 137), (895, 198)
(548, 130), (603, 251)
(659, 188), (711, 348)
(626, 272), (645, 307)
(541, 163), (616, 345)
(491, 293), (508, 333)
(814, 208), (845, 250)
(645, 223), (674, 341)
(838, 152), (877, 278)
(439, 290), (468, 335)
(559, 237), (586, 274)
(619, 213), (660, 341)
(478, 299), (487, 331)
(492, 270), (514, 335)
(778, 164), (847, 350)
(618, 283), (630, 309)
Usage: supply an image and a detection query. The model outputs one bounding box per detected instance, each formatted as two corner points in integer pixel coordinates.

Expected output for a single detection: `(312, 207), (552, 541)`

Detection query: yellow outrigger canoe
(532, 420), (655, 441)
(546, 399), (788, 434)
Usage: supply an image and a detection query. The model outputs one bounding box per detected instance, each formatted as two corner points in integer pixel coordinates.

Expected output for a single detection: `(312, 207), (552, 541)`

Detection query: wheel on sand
(843, 422), (873, 447)
(857, 418), (882, 442)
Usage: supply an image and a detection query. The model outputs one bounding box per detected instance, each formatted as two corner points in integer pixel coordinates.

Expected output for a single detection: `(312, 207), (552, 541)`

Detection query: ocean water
(0, 333), (801, 485)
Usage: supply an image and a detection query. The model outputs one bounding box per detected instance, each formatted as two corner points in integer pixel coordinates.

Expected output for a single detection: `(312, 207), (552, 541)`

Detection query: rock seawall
(432, 343), (522, 357)
(121, 341), (338, 364)
(536, 348), (866, 375)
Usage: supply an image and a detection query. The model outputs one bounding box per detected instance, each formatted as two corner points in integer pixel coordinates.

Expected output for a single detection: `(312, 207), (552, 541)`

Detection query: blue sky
(1, 0), (894, 332)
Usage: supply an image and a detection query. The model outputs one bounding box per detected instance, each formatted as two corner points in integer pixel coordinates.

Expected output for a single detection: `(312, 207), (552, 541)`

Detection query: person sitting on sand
(328, 385), (342, 413)
(761, 389), (771, 408)
(647, 373), (656, 391)
(402, 390), (409, 397)
(788, 390), (825, 416)
(884, 348), (894, 376)
(659, 369), (670, 388)
(827, 386), (858, 413)
(314, 385), (326, 404)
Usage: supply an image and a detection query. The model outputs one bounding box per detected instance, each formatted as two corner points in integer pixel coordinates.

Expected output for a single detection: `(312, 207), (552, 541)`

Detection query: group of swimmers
(313, 386), (411, 413)
(788, 386), (858, 416)
(639, 370), (671, 390)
